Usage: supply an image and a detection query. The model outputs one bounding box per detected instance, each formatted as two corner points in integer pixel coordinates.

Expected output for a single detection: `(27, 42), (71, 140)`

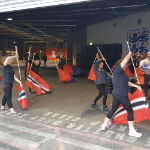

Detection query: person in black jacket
(101, 52), (142, 137)
(42, 54), (47, 67)
(29, 58), (41, 93)
(1, 54), (22, 114)
(57, 54), (66, 70)
(91, 59), (110, 111)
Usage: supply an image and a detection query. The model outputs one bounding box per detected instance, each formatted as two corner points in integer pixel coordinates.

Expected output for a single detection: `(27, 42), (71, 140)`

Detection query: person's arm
(3, 55), (18, 66)
(128, 81), (142, 91)
(14, 74), (22, 86)
(120, 52), (132, 68)
(106, 71), (113, 78)
(94, 60), (99, 72)
(3, 50), (18, 66)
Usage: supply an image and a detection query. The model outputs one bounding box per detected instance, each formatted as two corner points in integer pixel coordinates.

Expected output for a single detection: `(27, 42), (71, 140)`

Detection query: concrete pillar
(72, 26), (87, 65)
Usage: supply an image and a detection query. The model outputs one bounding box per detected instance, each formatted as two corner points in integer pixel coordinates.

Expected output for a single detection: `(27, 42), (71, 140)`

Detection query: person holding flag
(1, 53), (22, 114)
(101, 51), (143, 137)
(88, 53), (103, 81)
(57, 54), (66, 70)
(91, 56), (110, 112)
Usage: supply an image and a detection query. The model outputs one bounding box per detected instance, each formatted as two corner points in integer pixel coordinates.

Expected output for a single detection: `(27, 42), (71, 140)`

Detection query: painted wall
(87, 10), (150, 57)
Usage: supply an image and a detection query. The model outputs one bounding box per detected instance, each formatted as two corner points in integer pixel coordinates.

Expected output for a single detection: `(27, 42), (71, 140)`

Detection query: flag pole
(30, 52), (35, 71)
(27, 46), (31, 61)
(127, 41), (140, 85)
(97, 46), (113, 75)
(15, 46), (21, 81)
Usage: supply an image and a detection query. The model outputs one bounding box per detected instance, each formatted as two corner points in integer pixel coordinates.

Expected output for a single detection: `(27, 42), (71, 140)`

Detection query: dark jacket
(94, 60), (107, 85)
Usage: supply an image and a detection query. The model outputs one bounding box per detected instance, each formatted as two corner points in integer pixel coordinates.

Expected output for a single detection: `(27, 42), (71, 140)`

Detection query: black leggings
(144, 74), (150, 97)
(2, 87), (13, 108)
(106, 95), (134, 121)
(93, 84), (107, 106)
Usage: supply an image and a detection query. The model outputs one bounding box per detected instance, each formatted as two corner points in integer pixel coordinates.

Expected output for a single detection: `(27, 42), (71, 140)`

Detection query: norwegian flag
(16, 84), (28, 109)
(26, 70), (52, 95)
(112, 90), (150, 124)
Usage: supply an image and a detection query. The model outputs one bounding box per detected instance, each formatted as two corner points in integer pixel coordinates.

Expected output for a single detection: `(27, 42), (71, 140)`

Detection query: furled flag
(63, 64), (73, 74)
(134, 68), (144, 85)
(57, 68), (72, 82)
(123, 67), (133, 77)
(112, 90), (150, 124)
(26, 70), (52, 95)
(88, 65), (96, 81)
(16, 84), (28, 109)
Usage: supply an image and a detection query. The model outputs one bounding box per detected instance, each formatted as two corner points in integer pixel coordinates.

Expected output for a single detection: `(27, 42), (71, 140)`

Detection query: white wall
(87, 11), (150, 57)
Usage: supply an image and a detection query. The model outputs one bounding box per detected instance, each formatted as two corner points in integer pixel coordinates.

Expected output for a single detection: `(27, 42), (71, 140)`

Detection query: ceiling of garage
(0, 0), (150, 43)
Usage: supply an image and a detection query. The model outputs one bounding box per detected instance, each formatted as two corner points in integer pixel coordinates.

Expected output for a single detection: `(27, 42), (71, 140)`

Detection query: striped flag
(26, 70), (52, 95)
(17, 84), (28, 109)
(112, 90), (150, 124)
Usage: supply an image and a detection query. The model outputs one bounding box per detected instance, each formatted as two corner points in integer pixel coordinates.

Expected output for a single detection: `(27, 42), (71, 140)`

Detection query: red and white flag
(26, 70), (52, 95)
(112, 90), (150, 124)
(16, 84), (28, 109)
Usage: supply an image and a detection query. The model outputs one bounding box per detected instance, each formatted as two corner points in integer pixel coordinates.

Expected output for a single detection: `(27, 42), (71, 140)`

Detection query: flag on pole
(26, 70), (52, 95)
(134, 68), (144, 85)
(112, 90), (150, 124)
(88, 65), (96, 81)
(57, 68), (72, 82)
(16, 84), (28, 109)
(123, 67), (133, 77)
(63, 64), (73, 74)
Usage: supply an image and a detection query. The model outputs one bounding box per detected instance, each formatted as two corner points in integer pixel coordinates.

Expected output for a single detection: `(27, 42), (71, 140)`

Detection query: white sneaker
(101, 123), (107, 131)
(128, 130), (142, 137)
(1, 106), (5, 110)
(10, 108), (17, 114)
(101, 121), (112, 131)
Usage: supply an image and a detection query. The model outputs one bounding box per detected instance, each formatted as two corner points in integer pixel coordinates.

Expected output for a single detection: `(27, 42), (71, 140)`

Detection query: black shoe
(91, 103), (97, 109)
(103, 106), (109, 112)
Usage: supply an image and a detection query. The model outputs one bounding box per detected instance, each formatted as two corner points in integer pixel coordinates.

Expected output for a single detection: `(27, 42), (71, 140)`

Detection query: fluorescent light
(0, 0), (92, 13)
(89, 42), (93, 45)
(7, 18), (13, 21)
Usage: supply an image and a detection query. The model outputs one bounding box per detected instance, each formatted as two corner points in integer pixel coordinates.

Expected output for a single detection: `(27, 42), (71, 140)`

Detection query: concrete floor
(0, 65), (150, 150)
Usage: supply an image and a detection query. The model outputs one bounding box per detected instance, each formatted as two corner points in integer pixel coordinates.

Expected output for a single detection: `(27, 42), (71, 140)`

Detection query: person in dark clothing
(91, 60), (110, 111)
(1, 55), (22, 114)
(31, 59), (40, 74)
(101, 52), (142, 137)
(29, 58), (41, 93)
(34, 53), (39, 60)
(42, 54), (47, 67)
(57, 54), (66, 70)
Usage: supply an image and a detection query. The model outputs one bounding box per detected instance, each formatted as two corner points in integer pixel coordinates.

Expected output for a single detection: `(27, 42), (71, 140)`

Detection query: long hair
(1, 56), (7, 65)
(112, 59), (122, 72)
